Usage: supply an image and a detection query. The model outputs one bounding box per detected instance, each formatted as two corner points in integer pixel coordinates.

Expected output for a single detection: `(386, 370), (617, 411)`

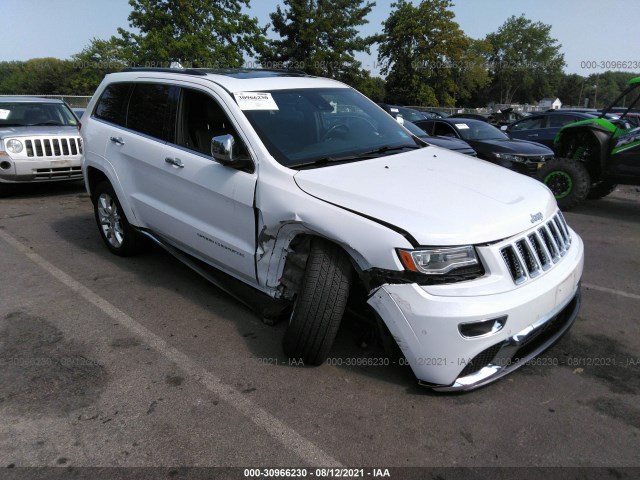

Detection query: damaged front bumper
(367, 234), (584, 391)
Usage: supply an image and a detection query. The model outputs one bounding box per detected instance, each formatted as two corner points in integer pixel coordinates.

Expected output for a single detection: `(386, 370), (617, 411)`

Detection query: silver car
(0, 97), (83, 195)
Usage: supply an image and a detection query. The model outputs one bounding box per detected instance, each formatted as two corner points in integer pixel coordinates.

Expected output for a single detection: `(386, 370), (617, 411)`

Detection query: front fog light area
(398, 245), (479, 275)
(6, 139), (23, 154)
(459, 315), (507, 338)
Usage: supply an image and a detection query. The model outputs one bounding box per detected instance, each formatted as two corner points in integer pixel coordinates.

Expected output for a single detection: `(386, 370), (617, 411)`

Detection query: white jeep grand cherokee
(81, 68), (583, 391)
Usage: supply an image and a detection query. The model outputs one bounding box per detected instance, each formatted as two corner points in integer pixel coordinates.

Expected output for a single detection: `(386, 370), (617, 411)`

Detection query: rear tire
(283, 238), (353, 365)
(537, 158), (590, 210)
(587, 182), (617, 200)
(93, 181), (143, 256)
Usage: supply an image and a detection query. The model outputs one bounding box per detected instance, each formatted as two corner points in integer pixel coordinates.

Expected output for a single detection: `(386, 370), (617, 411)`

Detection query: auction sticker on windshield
(455, 123), (469, 129)
(234, 92), (279, 111)
(0, 109), (10, 120)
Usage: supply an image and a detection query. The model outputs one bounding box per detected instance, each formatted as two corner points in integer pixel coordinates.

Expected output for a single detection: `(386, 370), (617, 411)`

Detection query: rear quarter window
(93, 83), (132, 127)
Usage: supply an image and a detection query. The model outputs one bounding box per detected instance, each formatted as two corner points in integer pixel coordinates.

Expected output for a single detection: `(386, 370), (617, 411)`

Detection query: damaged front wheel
(283, 238), (353, 365)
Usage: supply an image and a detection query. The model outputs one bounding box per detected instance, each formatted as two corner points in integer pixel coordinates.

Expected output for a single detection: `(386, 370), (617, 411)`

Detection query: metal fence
(0, 95), (92, 107)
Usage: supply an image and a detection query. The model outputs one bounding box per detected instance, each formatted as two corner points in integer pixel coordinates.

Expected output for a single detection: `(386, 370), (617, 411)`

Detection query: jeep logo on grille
(530, 212), (543, 224)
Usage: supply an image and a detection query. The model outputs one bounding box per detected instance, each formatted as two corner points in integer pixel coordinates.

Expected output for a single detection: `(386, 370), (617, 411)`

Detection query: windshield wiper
(291, 144), (423, 169)
(354, 144), (423, 157)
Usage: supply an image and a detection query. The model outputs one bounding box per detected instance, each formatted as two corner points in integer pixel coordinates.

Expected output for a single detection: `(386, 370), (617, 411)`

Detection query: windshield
(0, 102), (78, 127)
(240, 88), (422, 168)
(455, 121), (509, 141)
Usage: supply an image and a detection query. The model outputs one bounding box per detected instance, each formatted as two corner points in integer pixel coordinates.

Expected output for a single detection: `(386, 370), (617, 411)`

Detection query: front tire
(93, 181), (143, 256)
(537, 158), (590, 210)
(283, 238), (353, 365)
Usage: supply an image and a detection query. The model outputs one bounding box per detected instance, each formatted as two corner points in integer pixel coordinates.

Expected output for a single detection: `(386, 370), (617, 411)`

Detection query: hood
(468, 138), (553, 156)
(294, 148), (557, 246)
(0, 126), (80, 138)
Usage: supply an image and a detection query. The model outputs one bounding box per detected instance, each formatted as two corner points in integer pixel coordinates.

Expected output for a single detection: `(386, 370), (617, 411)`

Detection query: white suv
(81, 68), (584, 391)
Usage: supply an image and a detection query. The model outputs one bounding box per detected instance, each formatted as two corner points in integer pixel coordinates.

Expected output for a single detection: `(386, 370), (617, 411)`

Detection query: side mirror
(211, 133), (254, 172)
(211, 134), (236, 164)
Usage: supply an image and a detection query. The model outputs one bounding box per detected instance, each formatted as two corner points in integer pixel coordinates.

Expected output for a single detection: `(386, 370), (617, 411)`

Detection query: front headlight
(397, 246), (479, 275)
(495, 153), (523, 162)
(6, 139), (23, 154)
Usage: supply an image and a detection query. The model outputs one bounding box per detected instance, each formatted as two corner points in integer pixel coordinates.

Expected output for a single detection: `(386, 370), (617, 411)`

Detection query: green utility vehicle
(537, 77), (640, 209)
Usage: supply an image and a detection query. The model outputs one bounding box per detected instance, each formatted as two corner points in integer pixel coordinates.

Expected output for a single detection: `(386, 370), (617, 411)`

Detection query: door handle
(165, 157), (184, 168)
(110, 136), (125, 145)
(527, 134), (539, 137)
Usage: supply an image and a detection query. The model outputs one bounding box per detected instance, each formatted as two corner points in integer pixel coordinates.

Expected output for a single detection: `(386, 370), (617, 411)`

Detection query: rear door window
(126, 83), (172, 141)
(548, 114), (579, 128)
(434, 122), (457, 137)
(510, 116), (545, 131)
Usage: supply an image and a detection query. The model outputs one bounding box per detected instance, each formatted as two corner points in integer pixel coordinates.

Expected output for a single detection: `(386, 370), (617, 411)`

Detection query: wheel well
(86, 167), (110, 200)
(278, 234), (359, 301)
(555, 128), (608, 181)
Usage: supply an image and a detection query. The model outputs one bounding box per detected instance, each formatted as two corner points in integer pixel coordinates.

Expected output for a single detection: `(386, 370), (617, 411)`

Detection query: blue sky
(2, 0), (639, 76)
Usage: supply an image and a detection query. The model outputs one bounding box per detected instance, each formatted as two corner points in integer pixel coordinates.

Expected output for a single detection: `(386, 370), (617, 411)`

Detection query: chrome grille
(24, 137), (82, 158)
(501, 212), (572, 284)
(33, 166), (83, 180)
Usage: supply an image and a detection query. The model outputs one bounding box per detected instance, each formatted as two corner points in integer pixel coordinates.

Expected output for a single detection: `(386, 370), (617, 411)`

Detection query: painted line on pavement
(583, 282), (640, 301)
(0, 228), (342, 467)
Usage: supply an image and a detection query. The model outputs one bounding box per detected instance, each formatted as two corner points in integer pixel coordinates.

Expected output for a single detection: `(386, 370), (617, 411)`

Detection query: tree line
(1, 0), (637, 109)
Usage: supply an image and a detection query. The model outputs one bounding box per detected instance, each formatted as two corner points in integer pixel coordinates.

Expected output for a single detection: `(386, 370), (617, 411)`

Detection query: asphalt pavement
(0, 181), (638, 478)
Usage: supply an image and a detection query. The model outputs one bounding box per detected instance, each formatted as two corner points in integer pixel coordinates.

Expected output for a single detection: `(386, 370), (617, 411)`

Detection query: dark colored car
(414, 118), (554, 176)
(410, 107), (450, 118)
(447, 112), (490, 122)
(426, 110), (449, 119)
(378, 104), (431, 123)
(488, 107), (526, 127)
(402, 120), (476, 156)
(505, 111), (599, 149)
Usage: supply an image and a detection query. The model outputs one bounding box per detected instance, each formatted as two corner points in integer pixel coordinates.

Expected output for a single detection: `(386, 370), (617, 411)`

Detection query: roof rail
(121, 67), (208, 76)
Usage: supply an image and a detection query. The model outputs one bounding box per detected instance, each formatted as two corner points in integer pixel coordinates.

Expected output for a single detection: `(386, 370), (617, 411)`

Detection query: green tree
(0, 58), (75, 95)
(355, 75), (386, 102)
(117, 0), (267, 67)
(450, 38), (492, 106)
(0, 62), (24, 93)
(378, 0), (478, 107)
(68, 37), (134, 95)
(485, 15), (565, 105)
(556, 73), (587, 107)
(259, 0), (379, 82)
(585, 71), (639, 109)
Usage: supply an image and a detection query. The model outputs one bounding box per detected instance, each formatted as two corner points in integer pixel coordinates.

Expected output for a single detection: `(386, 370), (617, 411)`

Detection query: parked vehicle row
(414, 118), (554, 177)
(385, 81), (640, 211)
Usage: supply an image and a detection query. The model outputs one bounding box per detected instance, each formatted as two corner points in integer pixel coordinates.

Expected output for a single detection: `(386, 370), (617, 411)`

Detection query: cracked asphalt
(0, 181), (638, 476)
